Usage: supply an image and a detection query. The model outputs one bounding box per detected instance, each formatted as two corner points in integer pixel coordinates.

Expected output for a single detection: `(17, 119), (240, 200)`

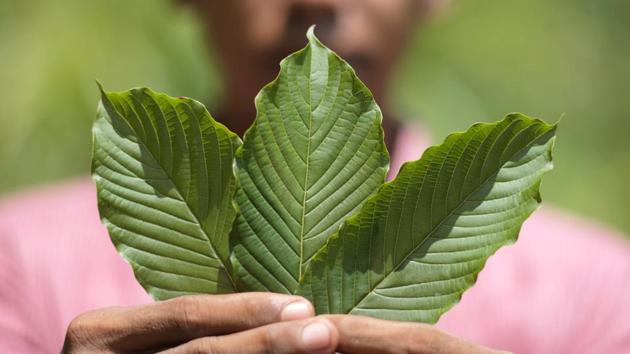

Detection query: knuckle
(63, 310), (110, 352)
(239, 294), (272, 326)
(241, 294), (261, 314)
(405, 324), (439, 354)
(172, 296), (204, 334)
(261, 326), (276, 354)
(65, 312), (97, 341)
(66, 314), (88, 338)
(193, 336), (222, 354)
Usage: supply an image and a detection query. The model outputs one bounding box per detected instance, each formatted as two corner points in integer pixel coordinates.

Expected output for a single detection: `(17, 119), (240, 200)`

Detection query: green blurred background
(1, 0), (629, 233)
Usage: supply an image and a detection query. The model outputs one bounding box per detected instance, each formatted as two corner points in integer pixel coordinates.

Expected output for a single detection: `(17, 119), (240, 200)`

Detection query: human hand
(326, 315), (509, 354)
(62, 292), (338, 354)
(62, 293), (506, 354)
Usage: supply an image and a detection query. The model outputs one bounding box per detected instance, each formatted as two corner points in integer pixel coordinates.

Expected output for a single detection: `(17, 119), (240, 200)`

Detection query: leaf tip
(306, 25), (317, 44)
(555, 112), (566, 126)
(95, 80), (107, 98)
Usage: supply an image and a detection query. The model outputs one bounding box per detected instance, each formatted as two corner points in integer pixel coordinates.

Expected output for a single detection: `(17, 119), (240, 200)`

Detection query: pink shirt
(1, 125), (629, 353)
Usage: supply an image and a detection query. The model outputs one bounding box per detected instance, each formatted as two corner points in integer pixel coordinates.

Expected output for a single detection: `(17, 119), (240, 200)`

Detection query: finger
(325, 315), (508, 354)
(162, 317), (338, 354)
(80, 293), (313, 351)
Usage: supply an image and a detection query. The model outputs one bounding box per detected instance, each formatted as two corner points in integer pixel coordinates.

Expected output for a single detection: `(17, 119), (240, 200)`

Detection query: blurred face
(189, 0), (441, 132)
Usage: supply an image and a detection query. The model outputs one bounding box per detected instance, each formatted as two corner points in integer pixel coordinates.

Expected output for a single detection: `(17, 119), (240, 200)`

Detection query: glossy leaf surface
(92, 87), (240, 300)
(230, 28), (390, 293)
(297, 114), (556, 323)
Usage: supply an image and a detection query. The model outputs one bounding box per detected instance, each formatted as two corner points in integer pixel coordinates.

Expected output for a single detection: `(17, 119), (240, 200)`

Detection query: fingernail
(301, 320), (332, 351)
(280, 301), (313, 321)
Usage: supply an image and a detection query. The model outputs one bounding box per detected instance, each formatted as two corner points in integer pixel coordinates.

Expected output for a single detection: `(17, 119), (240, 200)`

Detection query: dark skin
(63, 293), (504, 353)
(195, 0), (433, 150)
(63, 1), (508, 352)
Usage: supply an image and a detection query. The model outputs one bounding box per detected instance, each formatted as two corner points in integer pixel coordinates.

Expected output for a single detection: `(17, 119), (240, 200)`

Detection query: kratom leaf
(92, 86), (241, 300)
(297, 113), (556, 323)
(230, 27), (390, 293)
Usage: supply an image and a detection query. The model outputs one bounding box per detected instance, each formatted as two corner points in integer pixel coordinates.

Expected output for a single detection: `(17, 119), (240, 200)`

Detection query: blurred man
(1, 0), (629, 353)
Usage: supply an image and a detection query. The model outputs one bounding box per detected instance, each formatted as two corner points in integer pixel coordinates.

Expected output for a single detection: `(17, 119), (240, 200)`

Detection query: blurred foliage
(0, 0), (218, 194)
(1, 0), (628, 233)
(394, 0), (630, 234)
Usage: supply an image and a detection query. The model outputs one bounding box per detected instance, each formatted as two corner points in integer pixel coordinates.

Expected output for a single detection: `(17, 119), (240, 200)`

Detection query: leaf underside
(92, 87), (241, 300)
(92, 30), (557, 325)
(297, 114), (556, 323)
(230, 27), (390, 293)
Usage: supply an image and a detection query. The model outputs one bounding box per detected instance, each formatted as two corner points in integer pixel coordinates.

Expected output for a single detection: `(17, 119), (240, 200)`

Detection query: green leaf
(297, 113), (556, 323)
(92, 86), (241, 300)
(230, 27), (390, 293)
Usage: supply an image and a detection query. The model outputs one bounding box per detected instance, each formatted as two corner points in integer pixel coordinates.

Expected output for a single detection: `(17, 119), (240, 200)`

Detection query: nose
(287, 0), (338, 36)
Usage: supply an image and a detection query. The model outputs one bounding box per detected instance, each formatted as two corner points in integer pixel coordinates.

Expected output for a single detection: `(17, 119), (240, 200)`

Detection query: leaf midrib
(349, 126), (551, 313)
(298, 62), (314, 281)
